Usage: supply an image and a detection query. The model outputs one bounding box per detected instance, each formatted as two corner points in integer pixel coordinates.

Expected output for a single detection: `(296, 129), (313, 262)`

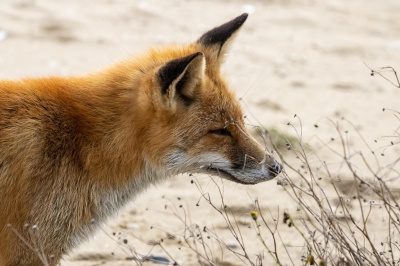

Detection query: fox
(0, 13), (282, 265)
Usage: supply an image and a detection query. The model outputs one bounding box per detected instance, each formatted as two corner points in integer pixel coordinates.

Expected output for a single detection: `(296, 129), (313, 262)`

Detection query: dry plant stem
(211, 174), (242, 244)
(273, 116), (400, 265)
(322, 163), (361, 243)
(193, 177), (256, 266)
(8, 225), (50, 266)
(268, 214), (296, 265)
(251, 215), (281, 265)
(312, 118), (390, 264)
(98, 221), (159, 264)
(326, 164), (379, 262)
(257, 199), (296, 266)
(169, 204), (215, 265)
(334, 121), (390, 264)
(282, 159), (367, 265)
(181, 224), (213, 265)
(365, 63), (400, 88)
(255, 201), (280, 263)
(205, 228), (249, 265)
(256, 201), (284, 263)
(158, 242), (180, 265)
(388, 215), (395, 265)
(287, 216), (313, 266)
(131, 198), (213, 265)
(240, 65), (267, 101)
(343, 119), (400, 218)
(343, 118), (381, 170)
(339, 145), (388, 262)
(28, 228), (49, 266)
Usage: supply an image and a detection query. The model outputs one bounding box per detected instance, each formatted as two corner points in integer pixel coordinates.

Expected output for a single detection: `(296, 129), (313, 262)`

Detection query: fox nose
(268, 162), (282, 176)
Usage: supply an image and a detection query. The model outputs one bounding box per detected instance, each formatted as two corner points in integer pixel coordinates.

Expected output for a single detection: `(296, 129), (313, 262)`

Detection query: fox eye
(209, 128), (232, 137)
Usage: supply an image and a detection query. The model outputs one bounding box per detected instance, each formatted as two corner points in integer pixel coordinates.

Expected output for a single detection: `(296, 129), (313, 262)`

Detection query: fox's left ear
(157, 52), (205, 111)
(196, 13), (248, 71)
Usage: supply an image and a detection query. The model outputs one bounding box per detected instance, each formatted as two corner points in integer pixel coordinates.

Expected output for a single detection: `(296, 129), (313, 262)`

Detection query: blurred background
(1, 0), (400, 265)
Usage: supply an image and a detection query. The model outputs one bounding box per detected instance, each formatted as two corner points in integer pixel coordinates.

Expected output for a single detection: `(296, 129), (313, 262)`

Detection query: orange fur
(0, 14), (280, 265)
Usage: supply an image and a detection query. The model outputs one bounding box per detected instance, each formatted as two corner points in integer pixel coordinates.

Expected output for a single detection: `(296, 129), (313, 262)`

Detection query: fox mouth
(204, 166), (279, 185)
(172, 151), (282, 184)
(206, 167), (250, 184)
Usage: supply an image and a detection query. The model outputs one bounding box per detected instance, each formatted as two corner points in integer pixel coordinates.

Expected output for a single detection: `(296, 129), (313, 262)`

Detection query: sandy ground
(2, 0), (400, 265)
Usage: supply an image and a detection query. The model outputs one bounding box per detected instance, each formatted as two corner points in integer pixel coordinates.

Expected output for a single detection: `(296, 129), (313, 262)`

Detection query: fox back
(0, 14), (281, 266)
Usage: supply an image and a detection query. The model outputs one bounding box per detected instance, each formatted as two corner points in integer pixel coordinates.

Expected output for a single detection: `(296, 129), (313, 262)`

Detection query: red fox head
(134, 14), (281, 184)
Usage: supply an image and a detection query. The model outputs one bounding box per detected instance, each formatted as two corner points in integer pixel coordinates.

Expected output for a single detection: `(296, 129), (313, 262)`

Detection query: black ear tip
(239, 13), (249, 21)
(186, 52), (204, 63)
(198, 13), (249, 48)
(193, 52), (204, 58)
(230, 13), (249, 27)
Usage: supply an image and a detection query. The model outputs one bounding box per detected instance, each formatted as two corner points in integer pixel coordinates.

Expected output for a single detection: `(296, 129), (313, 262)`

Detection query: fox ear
(197, 13), (248, 71)
(157, 52), (205, 110)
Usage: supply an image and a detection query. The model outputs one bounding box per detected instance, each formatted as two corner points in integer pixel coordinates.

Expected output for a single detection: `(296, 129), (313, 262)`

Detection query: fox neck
(60, 70), (180, 234)
(70, 69), (172, 190)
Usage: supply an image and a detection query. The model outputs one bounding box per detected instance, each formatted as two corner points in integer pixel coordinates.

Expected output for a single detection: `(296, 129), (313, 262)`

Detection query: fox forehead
(125, 45), (244, 120)
(197, 76), (244, 127)
(126, 45), (232, 87)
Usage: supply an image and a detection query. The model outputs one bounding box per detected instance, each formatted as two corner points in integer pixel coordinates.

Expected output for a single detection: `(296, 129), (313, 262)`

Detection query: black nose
(268, 162), (282, 176)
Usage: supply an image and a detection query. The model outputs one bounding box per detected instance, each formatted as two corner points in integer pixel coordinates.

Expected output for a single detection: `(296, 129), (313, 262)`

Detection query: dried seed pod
(283, 212), (289, 224)
(307, 256), (315, 265)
